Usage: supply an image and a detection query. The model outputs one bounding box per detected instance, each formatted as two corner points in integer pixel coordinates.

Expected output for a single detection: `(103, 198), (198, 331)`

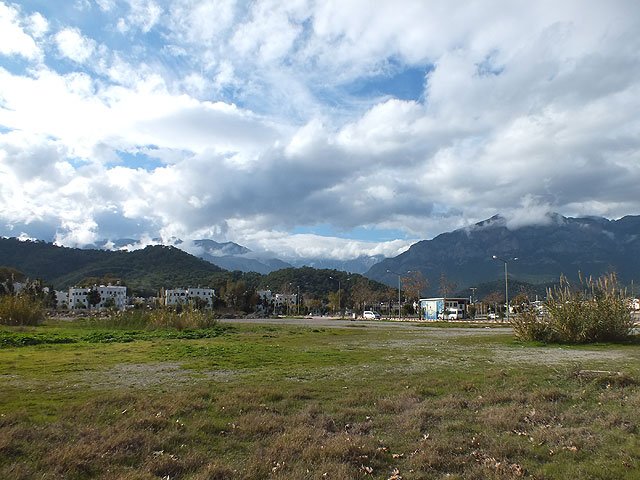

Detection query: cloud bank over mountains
(1, 0), (639, 260)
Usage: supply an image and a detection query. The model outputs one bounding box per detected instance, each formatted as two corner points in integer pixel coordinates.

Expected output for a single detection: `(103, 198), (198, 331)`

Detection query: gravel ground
(219, 316), (511, 334)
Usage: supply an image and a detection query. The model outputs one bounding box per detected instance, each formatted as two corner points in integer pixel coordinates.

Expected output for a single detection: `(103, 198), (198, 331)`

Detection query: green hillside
(0, 238), (225, 295)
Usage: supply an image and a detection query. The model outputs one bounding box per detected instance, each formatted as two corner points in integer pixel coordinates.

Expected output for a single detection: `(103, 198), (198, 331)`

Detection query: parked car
(488, 312), (497, 320)
(363, 310), (381, 320)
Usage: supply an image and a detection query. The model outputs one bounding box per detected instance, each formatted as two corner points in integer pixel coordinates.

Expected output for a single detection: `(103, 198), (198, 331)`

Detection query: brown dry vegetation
(1, 321), (639, 479)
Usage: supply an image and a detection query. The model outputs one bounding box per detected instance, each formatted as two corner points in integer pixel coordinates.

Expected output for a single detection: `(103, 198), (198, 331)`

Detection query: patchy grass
(1, 320), (639, 479)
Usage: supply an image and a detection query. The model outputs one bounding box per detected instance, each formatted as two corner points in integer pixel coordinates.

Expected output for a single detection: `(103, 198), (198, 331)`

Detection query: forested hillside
(0, 238), (225, 295)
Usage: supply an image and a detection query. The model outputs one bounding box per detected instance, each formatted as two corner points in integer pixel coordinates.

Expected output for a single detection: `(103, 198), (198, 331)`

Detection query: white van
(363, 310), (381, 319)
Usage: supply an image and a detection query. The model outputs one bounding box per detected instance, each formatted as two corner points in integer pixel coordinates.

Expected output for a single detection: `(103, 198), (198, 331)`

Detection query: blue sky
(1, 0), (640, 260)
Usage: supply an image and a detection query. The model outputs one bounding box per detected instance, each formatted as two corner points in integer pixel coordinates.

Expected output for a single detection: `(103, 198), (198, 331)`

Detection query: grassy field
(1, 319), (639, 479)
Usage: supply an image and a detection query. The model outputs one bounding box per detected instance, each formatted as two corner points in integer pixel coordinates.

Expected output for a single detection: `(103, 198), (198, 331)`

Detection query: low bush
(0, 295), (44, 326)
(512, 273), (635, 343)
(81, 306), (219, 331)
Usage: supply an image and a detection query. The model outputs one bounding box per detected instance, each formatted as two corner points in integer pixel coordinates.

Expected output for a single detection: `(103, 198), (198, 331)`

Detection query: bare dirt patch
(1, 363), (240, 391)
(493, 346), (628, 365)
(80, 363), (241, 389)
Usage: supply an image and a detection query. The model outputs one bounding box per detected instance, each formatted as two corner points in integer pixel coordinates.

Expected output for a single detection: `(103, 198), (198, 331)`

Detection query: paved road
(219, 316), (512, 333)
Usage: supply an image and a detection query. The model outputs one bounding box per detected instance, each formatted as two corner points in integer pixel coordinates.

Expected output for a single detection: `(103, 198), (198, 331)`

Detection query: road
(219, 316), (511, 333)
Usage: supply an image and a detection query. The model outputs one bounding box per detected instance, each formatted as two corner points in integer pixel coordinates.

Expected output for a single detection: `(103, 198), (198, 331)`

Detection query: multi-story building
(55, 290), (69, 308)
(274, 293), (297, 308)
(257, 290), (272, 301)
(95, 285), (127, 310)
(68, 287), (90, 309)
(67, 285), (127, 310)
(163, 288), (215, 308)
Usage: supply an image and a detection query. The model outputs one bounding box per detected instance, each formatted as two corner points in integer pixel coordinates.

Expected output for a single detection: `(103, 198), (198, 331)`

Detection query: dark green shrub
(512, 273), (634, 343)
(0, 294), (44, 326)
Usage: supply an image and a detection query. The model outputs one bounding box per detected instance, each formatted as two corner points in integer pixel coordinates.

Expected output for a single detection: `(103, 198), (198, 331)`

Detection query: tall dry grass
(83, 306), (218, 330)
(512, 273), (635, 343)
(0, 294), (44, 326)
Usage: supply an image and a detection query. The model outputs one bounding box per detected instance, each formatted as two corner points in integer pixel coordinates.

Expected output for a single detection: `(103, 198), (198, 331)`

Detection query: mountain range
(190, 240), (386, 275)
(84, 237), (384, 275)
(366, 213), (640, 294)
(3, 213), (639, 297)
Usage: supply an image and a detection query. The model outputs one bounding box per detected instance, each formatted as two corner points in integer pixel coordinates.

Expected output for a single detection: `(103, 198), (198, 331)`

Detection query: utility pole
(387, 270), (410, 320)
(492, 255), (517, 322)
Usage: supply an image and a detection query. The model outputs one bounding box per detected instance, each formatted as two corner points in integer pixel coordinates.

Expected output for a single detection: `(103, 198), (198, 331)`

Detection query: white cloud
(55, 27), (96, 63)
(168, 0), (236, 44)
(119, 0), (162, 33)
(95, 0), (116, 12)
(0, 2), (41, 60)
(27, 12), (49, 39)
(1, 0), (640, 262)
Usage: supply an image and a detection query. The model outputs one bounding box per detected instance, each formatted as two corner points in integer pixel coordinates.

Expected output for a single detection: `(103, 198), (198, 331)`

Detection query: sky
(1, 0), (639, 261)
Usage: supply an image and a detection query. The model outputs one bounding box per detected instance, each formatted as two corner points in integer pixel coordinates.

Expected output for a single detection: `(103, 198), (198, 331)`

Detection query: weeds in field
(80, 306), (219, 330)
(1, 322), (639, 478)
(512, 273), (635, 343)
(0, 295), (44, 326)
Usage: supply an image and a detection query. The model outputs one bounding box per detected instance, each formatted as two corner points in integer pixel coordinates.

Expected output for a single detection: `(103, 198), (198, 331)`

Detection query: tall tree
(402, 271), (429, 303)
(327, 291), (340, 314)
(350, 278), (374, 313)
(86, 288), (101, 309)
(438, 272), (457, 297)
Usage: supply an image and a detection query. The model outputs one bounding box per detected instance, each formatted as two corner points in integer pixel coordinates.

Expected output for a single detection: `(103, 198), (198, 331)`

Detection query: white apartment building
(164, 288), (215, 308)
(96, 285), (127, 310)
(257, 289), (272, 301)
(55, 290), (69, 308)
(274, 293), (297, 307)
(67, 285), (127, 310)
(68, 287), (90, 309)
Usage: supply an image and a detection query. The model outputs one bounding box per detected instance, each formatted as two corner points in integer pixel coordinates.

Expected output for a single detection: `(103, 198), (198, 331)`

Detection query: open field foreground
(1, 319), (639, 479)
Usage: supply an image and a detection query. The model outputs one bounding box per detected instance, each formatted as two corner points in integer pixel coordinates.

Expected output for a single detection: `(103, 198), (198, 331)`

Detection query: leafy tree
(103, 296), (116, 310)
(44, 288), (57, 309)
(327, 291), (340, 314)
(86, 288), (101, 309)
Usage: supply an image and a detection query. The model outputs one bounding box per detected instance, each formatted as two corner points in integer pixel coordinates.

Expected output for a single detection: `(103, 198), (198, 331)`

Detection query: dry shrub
(0, 425), (28, 458)
(147, 307), (218, 330)
(0, 463), (35, 480)
(534, 387), (568, 403)
(0, 294), (44, 326)
(97, 306), (219, 330)
(145, 450), (204, 478)
(376, 393), (420, 414)
(512, 273), (635, 343)
(480, 405), (523, 432)
(234, 410), (285, 439)
(44, 436), (102, 478)
(408, 435), (470, 474)
(193, 462), (236, 480)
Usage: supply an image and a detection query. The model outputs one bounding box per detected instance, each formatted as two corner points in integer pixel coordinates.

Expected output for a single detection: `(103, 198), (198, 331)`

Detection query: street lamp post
(492, 255), (517, 322)
(387, 270), (410, 320)
(297, 285), (301, 315)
